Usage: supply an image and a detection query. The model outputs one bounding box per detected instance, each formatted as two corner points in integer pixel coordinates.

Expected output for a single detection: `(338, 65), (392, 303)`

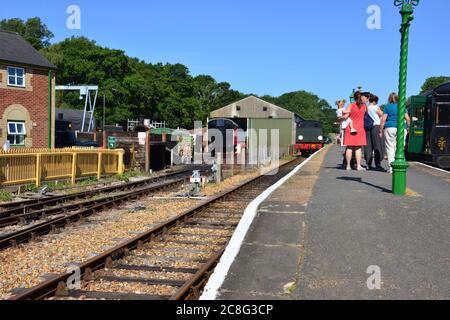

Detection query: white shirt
(368, 104), (381, 126)
(336, 108), (351, 130)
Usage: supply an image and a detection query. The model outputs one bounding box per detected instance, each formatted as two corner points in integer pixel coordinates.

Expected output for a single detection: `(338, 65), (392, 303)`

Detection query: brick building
(0, 30), (56, 148)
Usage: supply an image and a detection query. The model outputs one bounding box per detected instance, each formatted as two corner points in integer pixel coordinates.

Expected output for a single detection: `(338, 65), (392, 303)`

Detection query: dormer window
(7, 66), (25, 87)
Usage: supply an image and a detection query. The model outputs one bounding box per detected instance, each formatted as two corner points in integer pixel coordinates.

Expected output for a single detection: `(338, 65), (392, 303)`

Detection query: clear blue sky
(2, 0), (449, 107)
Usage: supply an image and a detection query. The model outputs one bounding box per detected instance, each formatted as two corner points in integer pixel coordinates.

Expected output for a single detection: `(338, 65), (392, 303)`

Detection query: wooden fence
(0, 148), (125, 187)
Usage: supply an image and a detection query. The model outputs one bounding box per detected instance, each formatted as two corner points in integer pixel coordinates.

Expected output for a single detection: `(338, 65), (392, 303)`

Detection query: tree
(421, 76), (450, 94)
(0, 17), (54, 50)
(261, 91), (336, 134)
(41, 36), (245, 129)
(37, 30), (331, 131)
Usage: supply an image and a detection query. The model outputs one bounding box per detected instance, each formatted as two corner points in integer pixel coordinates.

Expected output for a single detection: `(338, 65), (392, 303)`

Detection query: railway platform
(203, 145), (450, 300)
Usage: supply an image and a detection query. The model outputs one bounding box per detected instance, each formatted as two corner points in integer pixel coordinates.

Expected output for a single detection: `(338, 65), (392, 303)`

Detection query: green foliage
(421, 76), (450, 94)
(114, 169), (145, 182)
(37, 28), (330, 133)
(41, 37), (244, 129)
(1, 16), (347, 135)
(0, 190), (13, 202)
(24, 184), (39, 193)
(0, 17), (54, 50)
(261, 91), (336, 134)
(76, 177), (98, 187)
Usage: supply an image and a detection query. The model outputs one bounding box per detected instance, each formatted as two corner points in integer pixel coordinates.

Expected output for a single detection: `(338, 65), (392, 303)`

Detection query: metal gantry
(55, 85), (99, 133)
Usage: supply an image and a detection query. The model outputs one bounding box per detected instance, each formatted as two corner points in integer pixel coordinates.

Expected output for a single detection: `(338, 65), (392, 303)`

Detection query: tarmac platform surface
(216, 145), (450, 300)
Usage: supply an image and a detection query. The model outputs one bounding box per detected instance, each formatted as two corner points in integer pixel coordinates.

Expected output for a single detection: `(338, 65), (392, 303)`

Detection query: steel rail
(9, 158), (303, 301)
(0, 177), (187, 250)
(0, 167), (210, 226)
(0, 176), (189, 229)
(0, 168), (197, 215)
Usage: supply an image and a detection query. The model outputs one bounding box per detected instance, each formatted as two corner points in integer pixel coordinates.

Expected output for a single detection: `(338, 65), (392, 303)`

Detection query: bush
(0, 190), (13, 202)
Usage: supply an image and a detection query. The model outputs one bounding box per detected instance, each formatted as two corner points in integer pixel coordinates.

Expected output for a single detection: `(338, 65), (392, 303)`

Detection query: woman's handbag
(364, 106), (375, 131)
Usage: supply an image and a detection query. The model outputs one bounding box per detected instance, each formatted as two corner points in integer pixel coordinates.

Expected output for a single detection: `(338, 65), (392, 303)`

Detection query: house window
(7, 121), (26, 146)
(263, 106), (268, 112)
(7, 67), (26, 87)
(236, 106), (241, 111)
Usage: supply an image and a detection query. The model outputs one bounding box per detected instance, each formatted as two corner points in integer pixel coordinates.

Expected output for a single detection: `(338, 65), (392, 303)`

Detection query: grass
(23, 180), (73, 193)
(0, 190), (13, 202)
(113, 170), (146, 182)
(20, 170), (146, 193)
(76, 177), (98, 187)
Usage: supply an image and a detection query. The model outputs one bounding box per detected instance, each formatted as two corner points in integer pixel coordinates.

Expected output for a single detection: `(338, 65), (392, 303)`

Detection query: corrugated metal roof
(0, 30), (56, 69)
(210, 95), (294, 119)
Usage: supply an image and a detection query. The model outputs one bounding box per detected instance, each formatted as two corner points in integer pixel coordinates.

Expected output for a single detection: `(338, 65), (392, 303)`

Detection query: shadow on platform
(336, 176), (392, 193)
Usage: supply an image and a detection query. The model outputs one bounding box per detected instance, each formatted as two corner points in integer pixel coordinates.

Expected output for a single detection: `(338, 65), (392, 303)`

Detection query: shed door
(408, 96), (427, 154)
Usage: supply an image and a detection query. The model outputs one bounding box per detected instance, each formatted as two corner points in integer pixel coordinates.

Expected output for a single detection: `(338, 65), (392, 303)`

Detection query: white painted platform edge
(199, 147), (327, 300)
(411, 161), (450, 174)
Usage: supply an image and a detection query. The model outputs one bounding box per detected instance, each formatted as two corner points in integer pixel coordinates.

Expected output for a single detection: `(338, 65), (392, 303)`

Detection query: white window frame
(7, 121), (27, 146)
(7, 66), (26, 88)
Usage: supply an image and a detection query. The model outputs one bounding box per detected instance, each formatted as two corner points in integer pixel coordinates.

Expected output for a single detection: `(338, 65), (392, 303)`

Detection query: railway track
(9, 157), (304, 301)
(0, 168), (198, 215)
(0, 167), (210, 250)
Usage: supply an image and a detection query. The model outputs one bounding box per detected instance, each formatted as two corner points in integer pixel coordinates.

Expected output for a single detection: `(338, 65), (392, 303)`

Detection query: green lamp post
(391, 0), (419, 195)
(349, 89), (356, 103)
(349, 86), (362, 103)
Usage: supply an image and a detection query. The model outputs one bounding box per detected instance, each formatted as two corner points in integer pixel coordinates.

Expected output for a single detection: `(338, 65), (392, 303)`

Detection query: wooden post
(71, 152), (77, 185)
(35, 153), (41, 187)
(117, 150), (125, 175)
(102, 131), (107, 149)
(97, 152), (103, 180)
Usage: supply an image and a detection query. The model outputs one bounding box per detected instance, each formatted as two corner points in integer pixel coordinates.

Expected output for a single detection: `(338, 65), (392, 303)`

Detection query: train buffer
(203, 145), (450, 300)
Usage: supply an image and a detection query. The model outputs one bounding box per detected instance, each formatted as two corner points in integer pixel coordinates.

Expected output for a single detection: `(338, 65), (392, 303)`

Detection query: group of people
(336, 91), (411, 173)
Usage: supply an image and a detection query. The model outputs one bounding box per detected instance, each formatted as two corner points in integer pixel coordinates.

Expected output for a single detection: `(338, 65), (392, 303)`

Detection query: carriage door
(433, 95), (450, 156)
(408, 95), (427, 154)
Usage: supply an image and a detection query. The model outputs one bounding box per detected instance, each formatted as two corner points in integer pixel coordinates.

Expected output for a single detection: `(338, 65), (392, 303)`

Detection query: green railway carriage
(407, 82), (450, 169)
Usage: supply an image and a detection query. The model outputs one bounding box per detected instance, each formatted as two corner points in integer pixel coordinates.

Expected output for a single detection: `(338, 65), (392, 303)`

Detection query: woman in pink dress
(342, 92), (369, 171)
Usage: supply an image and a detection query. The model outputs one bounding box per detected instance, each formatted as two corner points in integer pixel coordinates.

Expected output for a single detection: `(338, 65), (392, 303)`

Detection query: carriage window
(436, 103), (450, 126)
(412, 107), (424, 128)
(413, 107), (424, 120)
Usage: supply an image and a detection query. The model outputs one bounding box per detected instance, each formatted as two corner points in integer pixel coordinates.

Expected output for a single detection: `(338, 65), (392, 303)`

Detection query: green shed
(210, 96), (302, 161)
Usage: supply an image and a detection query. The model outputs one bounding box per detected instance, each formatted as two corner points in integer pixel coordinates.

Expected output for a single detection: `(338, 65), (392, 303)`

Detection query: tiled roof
(0, 30), (56, 69)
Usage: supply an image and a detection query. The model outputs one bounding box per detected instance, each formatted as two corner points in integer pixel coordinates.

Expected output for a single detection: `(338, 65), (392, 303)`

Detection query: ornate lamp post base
(392, 160), (409, 195)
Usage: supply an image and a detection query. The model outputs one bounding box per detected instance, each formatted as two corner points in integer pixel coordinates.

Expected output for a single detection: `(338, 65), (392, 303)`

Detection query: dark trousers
(364, 125), (384, 167)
